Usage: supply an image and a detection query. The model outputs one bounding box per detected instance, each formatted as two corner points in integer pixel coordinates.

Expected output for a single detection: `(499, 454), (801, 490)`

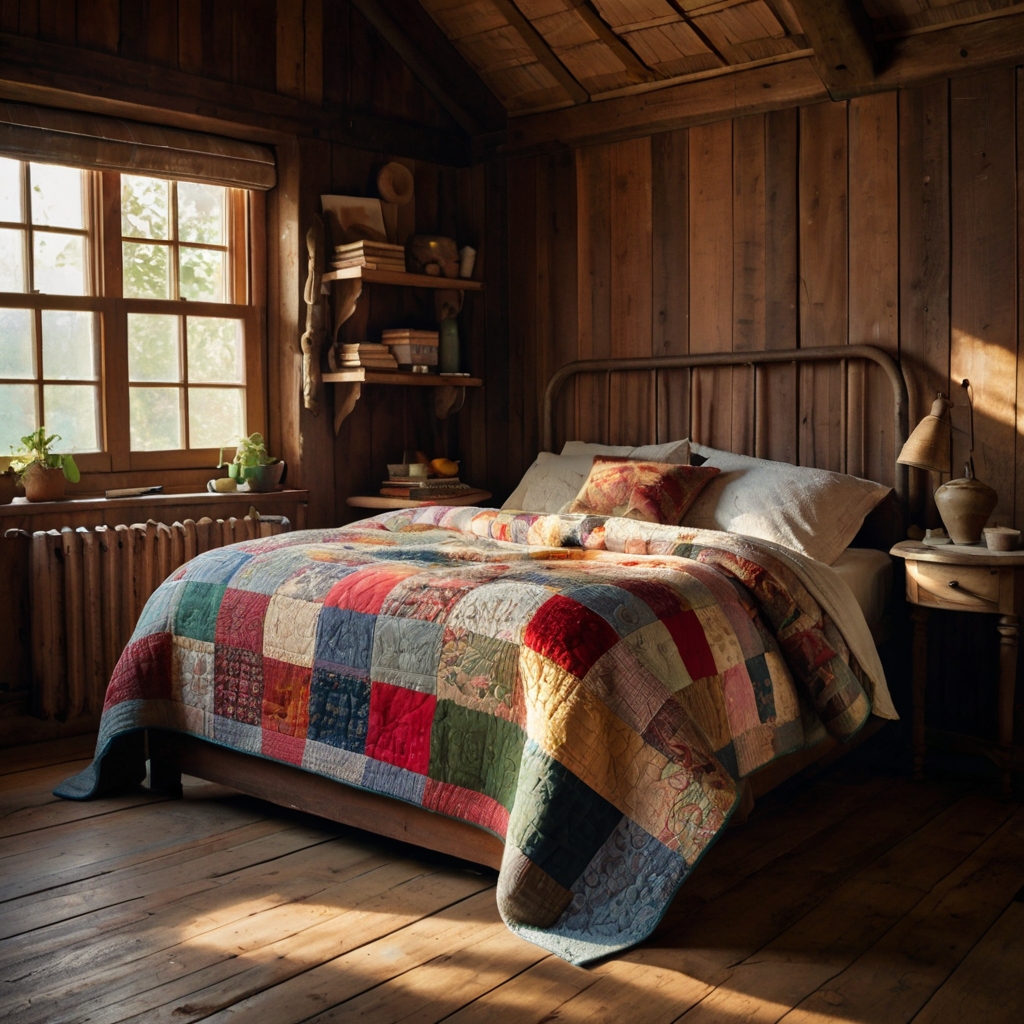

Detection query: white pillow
(561, 438), (691, 464)
(502, 452), (597, 513)
(684, 443), (891, 565)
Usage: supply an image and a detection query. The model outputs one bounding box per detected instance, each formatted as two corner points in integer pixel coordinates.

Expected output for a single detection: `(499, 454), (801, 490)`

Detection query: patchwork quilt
(58, 506), (883, 964)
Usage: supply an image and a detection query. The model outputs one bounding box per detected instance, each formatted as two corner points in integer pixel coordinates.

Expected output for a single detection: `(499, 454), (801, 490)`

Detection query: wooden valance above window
(0, 101), (276, 190)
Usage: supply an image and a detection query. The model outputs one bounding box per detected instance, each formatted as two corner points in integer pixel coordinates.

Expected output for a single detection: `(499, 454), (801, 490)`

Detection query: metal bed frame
(542, 344), (911, 517)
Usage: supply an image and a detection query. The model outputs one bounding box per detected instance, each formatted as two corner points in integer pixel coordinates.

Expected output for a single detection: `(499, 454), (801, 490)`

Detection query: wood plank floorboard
(0, 738), (1021, 1024)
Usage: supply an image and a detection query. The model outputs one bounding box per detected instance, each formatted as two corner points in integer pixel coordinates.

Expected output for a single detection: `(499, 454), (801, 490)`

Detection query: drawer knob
(949, 580), (960, 589)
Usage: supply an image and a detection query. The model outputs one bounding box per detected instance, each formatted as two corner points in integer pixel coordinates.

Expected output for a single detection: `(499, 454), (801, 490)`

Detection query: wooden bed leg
(147, 730), (183, 798)
(730, 780), (755, 826)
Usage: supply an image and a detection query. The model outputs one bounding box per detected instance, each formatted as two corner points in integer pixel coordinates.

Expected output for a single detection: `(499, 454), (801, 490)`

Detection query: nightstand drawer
(906, 560), (1000, 612)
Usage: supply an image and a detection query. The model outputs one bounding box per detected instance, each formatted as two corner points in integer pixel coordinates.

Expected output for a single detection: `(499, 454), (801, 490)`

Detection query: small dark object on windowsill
(104, 485), (163, 499)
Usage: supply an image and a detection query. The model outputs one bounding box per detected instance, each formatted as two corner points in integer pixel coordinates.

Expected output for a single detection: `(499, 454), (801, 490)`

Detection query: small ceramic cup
(408, 463), (429, 479)
(983, 526), (1021, 551)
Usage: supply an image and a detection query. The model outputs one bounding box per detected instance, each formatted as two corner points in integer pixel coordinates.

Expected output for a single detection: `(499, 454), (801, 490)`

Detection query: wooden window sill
(0, 489), (310, 520)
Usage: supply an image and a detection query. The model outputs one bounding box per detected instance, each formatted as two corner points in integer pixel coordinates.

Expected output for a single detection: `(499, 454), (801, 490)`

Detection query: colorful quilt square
(662, 608), (717, 681)
(215, 589), (272, 652)
(422, 778), (510, 836)
(308, 667), (370, 752)
(229, 547), (313, 595)
(428, 701), (524, 811)
(315, 607), (375, 673)
(134, 581), (183, 640)
(559, 583), (659, 639)
(508, 739), (623, 892)
(261, 657), (312, 737)
(263, 594), (321, 667)
(379, 570), (493, 624)
(437, 627), (520, 719)
(360, 757), (428, 803)
(278, 561), (360, 603)
(371, 615), (443, 693)
(175, 581), (228, 644)
(261, 729), (307, 766)
(103, 632), (172, 708)
(171, 636), (215, 712)
(523, 595), (620, 679)
(746, 653), (776, 723)
(325, 565), (419, 614)
(213, 646), (264, 725)
(446, 580), (552, 644)
(179, 546), (251, 585)
(365, 681), (436, 774)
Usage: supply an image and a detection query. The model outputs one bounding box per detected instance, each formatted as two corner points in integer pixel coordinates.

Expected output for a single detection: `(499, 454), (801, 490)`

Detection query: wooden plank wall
(501, 68), (1024, 536)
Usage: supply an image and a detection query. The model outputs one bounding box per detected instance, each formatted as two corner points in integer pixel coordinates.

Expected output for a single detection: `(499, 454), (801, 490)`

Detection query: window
(0, 158), (262, 479)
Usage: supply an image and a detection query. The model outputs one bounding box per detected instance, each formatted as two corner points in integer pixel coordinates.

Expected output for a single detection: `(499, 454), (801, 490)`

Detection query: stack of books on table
(380, 477), (474, 500)
(331, 241), (406, 272)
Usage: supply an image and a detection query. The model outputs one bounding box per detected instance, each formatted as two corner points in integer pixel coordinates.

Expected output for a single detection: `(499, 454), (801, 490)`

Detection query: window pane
(0, 383), (36, 452)
(128, 313), (179, 382)
(123, 241), (169, 299)
(187, 317), (243, 383)
(0, 308), (33, 377)
(178, 182), (225, 244)
(33, 232), (86, 295)
(42, 310), (98, 380)
(130, 386), (181, 450)
(121, 175), (169, 240)
(30, 163), (84, 229)
(0, 227), (25, 292)
(43, 384), (99, 451)
(179, 246), (225, 302)
(188, 387), (244, 449)
(0, 158), (21, 222)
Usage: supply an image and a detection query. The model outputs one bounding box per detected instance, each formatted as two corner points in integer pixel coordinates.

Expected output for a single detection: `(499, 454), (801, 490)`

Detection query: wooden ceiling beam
(500, 56), (827, 154)
(349, 0), (506, 135)
(785, 0), (877, 98)
(0, 32), (472, 165)
(490, 0), (590, 104)
(569, 1), (660, 83)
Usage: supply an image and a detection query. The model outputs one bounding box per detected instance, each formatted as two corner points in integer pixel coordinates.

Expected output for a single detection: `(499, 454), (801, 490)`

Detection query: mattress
(831, 547), (893, 638)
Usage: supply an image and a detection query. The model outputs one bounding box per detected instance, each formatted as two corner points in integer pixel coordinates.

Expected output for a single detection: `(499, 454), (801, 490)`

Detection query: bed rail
(541, 344), (911, 515)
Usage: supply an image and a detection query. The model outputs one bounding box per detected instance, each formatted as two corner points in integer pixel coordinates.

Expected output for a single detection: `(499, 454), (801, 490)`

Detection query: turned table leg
(997, 613), (1018, 799)
(911, 606), (930, 780)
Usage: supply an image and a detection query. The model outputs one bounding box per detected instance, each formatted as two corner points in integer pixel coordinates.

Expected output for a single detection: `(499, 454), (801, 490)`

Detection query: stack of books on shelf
(380, 476), (474, 500)
(381, 328), (439, 367)
(337, 343), (398, 370)
(331, 241), (406, 272)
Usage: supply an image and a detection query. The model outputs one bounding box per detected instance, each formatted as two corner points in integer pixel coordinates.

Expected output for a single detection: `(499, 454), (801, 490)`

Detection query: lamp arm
(960, 379), (975, 478)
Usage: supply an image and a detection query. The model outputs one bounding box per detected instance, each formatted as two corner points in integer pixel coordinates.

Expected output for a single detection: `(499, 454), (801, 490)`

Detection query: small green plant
(218, 432), (275, 480)
(10, 428), (80, 483)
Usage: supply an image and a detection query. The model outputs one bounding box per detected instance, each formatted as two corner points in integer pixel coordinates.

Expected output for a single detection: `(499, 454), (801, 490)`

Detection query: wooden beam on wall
(0, 31), (471, 164)
(491, 0), (590, 105)
(502, 57), (827, 155)
(570, 1), (658, 84)
(349, 0), (506, 136)
(785, 0), (876, 99)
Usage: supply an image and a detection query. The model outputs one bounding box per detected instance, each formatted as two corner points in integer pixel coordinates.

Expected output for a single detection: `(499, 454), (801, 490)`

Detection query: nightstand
(346, 489), (493, 511)
(890, 539), (1024, 796)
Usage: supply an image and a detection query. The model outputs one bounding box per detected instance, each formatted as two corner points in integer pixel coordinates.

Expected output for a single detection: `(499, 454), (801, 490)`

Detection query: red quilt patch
(366, 682), (436, 774)
(215, 589), (272, 651)
(104, 632), (172, 708)
(663, 608), (718, 681)
(325, 566), (419, 615)
(523, 595), (620, 679)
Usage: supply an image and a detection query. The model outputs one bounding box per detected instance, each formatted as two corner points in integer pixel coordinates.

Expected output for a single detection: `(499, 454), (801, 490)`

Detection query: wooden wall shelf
(322, 267), (485, 290)
(323, 370), (483, 433)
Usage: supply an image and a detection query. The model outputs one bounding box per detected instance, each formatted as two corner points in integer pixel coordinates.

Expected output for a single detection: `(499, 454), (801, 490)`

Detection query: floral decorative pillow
(566, 457), (720, 525)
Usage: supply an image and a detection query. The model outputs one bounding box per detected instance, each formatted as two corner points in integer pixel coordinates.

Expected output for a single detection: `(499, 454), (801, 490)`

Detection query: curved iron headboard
(541, 344), (911, 515)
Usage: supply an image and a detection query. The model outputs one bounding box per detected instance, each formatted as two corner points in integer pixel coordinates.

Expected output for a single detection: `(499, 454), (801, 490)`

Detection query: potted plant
(217, 432), (285, 493)
(10, 428), (81, 502)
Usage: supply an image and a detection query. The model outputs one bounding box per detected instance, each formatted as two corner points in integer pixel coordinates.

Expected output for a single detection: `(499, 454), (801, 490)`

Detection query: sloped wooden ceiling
(416, 0), (1024, 115)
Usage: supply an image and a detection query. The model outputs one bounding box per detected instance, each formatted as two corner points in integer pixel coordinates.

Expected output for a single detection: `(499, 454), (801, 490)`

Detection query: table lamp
(897, 381), (997, 545)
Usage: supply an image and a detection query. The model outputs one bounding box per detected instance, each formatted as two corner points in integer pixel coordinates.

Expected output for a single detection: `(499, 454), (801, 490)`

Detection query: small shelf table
(347, 489), (493, 511)
(890, 539), (1024, 796)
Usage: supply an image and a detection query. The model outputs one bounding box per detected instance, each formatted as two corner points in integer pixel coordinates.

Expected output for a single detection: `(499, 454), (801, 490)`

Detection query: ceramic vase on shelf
(439, 317), (460, 374)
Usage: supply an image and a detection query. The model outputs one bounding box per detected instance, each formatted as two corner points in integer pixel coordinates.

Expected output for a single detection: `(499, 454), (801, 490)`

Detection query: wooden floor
(1, 737), (1022, 1024)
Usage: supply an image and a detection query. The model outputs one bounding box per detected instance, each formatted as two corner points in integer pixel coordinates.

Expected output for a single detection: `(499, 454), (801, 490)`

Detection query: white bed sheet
(830, 547), (893, 637)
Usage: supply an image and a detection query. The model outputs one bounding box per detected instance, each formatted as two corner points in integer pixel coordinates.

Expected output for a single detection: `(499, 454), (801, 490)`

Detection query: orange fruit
(430, 458), (459, 477)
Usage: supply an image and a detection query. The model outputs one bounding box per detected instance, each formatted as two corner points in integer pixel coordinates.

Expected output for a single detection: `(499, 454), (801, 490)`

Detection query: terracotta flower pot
(22, 464), (66, 502)
(0, 472), (16, 504)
